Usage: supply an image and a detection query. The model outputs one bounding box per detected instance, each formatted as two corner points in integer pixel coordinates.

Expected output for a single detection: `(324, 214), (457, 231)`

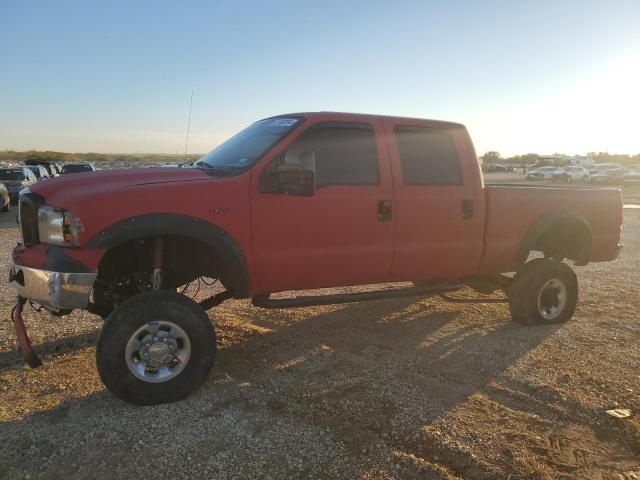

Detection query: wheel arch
(87, 213), (250, 298)
(515, 212), (593, 270)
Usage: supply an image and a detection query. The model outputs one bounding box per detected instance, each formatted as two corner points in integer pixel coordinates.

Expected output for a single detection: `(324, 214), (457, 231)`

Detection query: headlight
(37, 206), (80, 246)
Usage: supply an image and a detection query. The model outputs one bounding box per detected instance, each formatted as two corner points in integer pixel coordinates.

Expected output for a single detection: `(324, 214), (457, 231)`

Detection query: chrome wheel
(537, 279), (567, 321)
(125, 320), (191, 383)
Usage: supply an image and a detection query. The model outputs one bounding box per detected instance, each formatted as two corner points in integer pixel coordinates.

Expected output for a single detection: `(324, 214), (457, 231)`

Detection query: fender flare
(515, 212), (593, 269)
(87, 213), (250, 298)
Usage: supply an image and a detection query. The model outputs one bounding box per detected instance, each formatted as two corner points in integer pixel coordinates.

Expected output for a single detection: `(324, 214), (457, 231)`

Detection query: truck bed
(478, 185), (623, 274)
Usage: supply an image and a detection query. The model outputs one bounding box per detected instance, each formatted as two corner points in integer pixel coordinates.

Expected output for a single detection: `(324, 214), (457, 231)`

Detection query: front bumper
(9, 263), (97, 311)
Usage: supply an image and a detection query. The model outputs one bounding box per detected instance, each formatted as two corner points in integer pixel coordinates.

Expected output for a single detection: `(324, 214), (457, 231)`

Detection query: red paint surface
(18, 112), (622, 297)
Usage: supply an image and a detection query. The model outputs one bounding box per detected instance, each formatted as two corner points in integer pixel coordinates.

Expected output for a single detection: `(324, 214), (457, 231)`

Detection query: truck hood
(31, 167), (215, 206)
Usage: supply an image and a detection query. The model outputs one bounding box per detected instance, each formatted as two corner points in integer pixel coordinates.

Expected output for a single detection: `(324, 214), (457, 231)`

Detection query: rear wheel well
(519, 215), (592, 268)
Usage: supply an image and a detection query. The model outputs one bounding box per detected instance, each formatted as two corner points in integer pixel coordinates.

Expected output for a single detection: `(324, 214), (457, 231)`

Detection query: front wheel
(509, 259), (578, 326)
(96, 291), (216, 405)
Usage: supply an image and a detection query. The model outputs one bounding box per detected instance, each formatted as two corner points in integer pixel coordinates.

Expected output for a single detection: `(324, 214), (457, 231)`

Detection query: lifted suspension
(151, 236), (164, 290)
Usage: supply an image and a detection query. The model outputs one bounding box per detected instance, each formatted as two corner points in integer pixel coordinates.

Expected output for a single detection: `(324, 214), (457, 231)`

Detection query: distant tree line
(0, 150), (202, 167)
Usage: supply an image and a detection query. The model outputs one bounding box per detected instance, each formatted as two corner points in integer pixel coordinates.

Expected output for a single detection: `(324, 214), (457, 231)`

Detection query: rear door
(384, 119), (485, 281)
(250, 118), (394, 293)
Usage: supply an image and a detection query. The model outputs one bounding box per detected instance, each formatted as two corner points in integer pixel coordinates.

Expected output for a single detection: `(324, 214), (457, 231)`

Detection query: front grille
(19, 192), (43, 246)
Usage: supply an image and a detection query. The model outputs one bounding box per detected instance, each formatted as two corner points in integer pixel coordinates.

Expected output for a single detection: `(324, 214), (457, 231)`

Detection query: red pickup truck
(10, 112), (623, 404)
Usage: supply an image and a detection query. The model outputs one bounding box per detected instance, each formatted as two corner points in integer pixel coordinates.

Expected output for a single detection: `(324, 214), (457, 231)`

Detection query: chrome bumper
(9, 263), (97, 311)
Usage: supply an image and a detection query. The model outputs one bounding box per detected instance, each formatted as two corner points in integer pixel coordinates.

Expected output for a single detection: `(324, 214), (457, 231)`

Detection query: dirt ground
(0, 206), (638, 480)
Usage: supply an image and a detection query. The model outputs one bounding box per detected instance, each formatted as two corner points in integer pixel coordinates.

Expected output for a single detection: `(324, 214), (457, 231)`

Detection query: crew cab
(9, 112), (623, 405)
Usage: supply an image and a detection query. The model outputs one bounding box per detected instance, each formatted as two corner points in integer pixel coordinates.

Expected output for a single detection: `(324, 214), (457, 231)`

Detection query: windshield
(0, 169), (25, 180)
(196, 117), (301, 170)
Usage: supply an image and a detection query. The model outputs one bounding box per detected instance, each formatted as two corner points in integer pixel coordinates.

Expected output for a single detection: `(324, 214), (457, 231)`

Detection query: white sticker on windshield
(269, 118), (298, 127)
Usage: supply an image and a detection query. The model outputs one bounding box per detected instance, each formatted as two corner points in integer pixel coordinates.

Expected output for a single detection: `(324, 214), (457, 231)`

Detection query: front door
(250, 119), (394, 293)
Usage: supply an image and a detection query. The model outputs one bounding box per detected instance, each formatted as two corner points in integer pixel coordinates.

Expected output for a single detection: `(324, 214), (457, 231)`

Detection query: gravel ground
(0, 206), (638, 480)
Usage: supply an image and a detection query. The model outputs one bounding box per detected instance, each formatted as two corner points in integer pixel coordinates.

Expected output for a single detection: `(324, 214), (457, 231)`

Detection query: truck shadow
(211, 299), (564, 461)
(0, 212), (20, 230)
(0, 331), (99, 369)
(0, 297), (580, 478)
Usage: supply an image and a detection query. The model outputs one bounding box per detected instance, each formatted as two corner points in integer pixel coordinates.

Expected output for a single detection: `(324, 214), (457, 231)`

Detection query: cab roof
(271, 112), (465, 129)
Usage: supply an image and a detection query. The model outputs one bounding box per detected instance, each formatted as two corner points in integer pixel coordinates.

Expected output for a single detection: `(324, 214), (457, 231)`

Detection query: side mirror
(269, 149), (316, 196)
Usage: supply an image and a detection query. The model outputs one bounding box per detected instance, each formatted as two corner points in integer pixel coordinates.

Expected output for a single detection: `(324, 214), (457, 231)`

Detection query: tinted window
(288, 123), (378, 187)
(61, 164), (93, 174)
(395, 126), (461, 185)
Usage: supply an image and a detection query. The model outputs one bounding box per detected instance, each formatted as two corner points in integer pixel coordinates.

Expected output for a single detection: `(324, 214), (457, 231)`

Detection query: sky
(1, 0), (639, 157)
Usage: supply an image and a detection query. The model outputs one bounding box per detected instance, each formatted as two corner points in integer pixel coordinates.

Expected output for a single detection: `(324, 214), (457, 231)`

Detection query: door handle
(462, 199), (474, 219)
(378, 200), (392, 221)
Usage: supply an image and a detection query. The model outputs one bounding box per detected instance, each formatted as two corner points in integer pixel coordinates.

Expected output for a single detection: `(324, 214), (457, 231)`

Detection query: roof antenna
(183, 90), (193, 159)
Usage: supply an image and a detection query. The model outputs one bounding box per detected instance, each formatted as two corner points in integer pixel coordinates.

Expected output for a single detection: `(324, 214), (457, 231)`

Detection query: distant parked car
(0, 183), (10, 212)
(527, 163), (550, 173)
(589, 168), (629, 185)
(552, 166), (590, 184)
(623, 171), (640, 183)
(525, 168), (540, 179)
(0, 167), (38, 203)
(25, 159), (59, 177)
(588, 163), (623, 176)
(25, 165), (50, 181)
(60, 163), (95, 174)
(526, 166), (557, 180)
(485, 164), (507, 173)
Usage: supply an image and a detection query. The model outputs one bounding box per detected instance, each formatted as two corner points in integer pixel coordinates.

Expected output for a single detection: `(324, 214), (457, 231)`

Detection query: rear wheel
(96, 290), (216, 405)
(509, 259), (578, 326)
(1, 203), (8, 212)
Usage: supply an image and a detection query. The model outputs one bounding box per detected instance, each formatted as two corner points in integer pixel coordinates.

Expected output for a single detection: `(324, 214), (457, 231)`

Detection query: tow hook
(10, 296), (42, 368)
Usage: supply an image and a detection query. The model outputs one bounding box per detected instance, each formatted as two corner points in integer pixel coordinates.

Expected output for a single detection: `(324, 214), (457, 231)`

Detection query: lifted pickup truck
(9, 112), (623, 404)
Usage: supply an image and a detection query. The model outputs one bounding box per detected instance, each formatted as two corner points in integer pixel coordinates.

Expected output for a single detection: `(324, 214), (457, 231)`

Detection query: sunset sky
(1, 0), (639, 156)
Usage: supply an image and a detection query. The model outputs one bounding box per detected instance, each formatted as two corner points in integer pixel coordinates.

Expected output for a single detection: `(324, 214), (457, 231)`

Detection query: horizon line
(2, 148), (639, 158)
